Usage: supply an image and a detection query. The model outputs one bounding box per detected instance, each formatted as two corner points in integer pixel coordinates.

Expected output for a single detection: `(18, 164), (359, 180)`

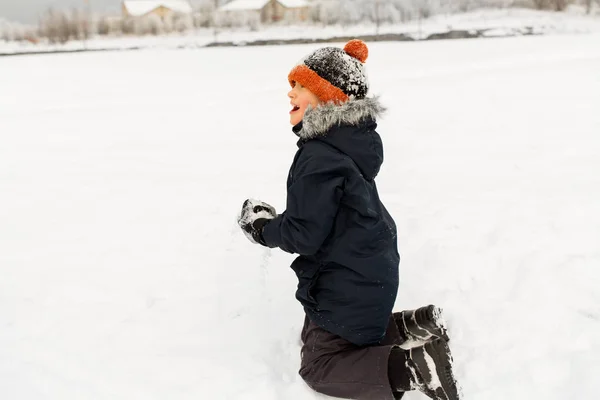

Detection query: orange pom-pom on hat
(344, 39), (368, 63)
(288, 39), (370, 104)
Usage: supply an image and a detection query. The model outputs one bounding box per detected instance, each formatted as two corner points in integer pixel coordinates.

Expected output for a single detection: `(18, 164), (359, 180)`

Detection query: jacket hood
(293, 97), (386, 180)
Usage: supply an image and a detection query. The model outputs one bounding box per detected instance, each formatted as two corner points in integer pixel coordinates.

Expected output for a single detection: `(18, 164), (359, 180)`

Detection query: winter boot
(394, 305), (449, 348)
(406, 338), (461, 400)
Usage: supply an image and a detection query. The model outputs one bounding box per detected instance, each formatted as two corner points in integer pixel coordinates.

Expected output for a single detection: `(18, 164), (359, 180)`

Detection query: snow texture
(123, 0), (193, 16)
(1, 33), (600, 400)
(219, 0), (271, 12)
(278, 0), (309, 8)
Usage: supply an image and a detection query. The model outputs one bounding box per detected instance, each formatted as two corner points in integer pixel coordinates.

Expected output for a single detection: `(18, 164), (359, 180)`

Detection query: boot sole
(425, 339), (461, 400)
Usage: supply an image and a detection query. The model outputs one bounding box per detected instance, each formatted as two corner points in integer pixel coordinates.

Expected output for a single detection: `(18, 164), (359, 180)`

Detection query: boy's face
(288, 82), (320, 126)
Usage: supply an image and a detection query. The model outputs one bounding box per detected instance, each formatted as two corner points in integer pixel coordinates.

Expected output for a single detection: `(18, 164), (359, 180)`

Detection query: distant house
(219, 0), (310, 25)
(122, 1), (193, 19)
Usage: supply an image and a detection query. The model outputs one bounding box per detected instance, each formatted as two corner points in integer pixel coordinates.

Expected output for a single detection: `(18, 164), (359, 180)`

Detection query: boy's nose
(288, 89), (295, 98)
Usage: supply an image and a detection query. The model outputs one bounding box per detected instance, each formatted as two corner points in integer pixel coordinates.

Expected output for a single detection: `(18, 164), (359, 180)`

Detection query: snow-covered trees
(2, 0), (597, 45)
(36, 9), (93, 43)
(97, 16), (124, 36)
(0, 19), (35, 42)
(175, 13), (195, 32)
(306, 0), (587, 25)
(532, 0), (573, 10)
(584, 0), (600, 14)
(38, 10), (71, 44)
(309, 0), (467, 26)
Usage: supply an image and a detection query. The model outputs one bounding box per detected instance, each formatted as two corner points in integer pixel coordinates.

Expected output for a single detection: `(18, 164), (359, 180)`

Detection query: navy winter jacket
(262, 97), (400, 346)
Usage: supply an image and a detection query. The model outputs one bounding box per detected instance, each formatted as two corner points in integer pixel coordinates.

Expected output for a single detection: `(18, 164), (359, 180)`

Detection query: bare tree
(38, 8), (90, 44)
(337, 0), (362, 26)
(532, 0), (573, 9)
(1, 19), (12, 41)
(122, 17), (136, 34)
(146, 14), (164, 35)
(418, 0), (435, 18)
(194, 0), (217, 27)
(69, 9), (82, 40)
(583, 0), (600, 12)
(163, 15), (175, 33)
(212, 0), (220, 41)
(97, 17), (110, 35)
(318, 0), (341, 25)
(174, 13), (194, 32)
(456, 0), (474, 12)
(1, 20), (39, 43)
(39, 9), (62, 43)
(97, 16), (124, 36)
(374, 0), (381, 34)
(57, 13), (70, 43)
(551, 0), (572, 10)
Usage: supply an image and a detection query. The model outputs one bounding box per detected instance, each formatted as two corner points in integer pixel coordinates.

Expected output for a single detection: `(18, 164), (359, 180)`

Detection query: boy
(238, 40), (460, 400)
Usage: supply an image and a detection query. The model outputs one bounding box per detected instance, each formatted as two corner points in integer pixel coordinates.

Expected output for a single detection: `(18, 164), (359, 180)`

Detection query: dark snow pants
(299, 314), (406, 400)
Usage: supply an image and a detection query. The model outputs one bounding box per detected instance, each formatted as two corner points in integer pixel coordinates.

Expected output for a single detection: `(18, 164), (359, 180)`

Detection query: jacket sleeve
(262, 149), (345, 255)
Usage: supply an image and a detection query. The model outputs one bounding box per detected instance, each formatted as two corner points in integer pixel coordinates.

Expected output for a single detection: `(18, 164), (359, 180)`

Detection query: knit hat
(288, 39), (369, 104)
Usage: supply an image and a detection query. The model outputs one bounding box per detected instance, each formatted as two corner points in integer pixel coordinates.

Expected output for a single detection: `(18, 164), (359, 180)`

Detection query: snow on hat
(288, 39), (369, 104)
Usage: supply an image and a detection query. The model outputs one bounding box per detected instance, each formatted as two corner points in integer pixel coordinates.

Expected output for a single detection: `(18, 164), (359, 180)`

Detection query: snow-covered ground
(1, 33), (600, 400)
(2, 8), (600, 55)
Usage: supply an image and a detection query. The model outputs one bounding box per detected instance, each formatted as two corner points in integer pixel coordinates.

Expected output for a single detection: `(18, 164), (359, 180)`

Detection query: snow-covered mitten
(238, 199), (276, 246)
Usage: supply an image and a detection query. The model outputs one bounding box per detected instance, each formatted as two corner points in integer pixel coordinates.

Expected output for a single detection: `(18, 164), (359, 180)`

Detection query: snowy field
(1, 33), (600, 400)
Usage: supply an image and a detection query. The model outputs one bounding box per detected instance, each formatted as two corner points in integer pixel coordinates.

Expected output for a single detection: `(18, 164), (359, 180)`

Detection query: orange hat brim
(288, 65), (349, 104)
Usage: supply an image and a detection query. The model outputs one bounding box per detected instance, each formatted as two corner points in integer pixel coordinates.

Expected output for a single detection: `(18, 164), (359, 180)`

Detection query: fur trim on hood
(298, 97), (386, 140)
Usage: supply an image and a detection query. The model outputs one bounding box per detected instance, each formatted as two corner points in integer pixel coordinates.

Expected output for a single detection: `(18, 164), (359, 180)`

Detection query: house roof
(123, 1), (193, 16)
(220, 0), (269, 11)
(279, 0), (309, 8)
(219, 0), (308, 11)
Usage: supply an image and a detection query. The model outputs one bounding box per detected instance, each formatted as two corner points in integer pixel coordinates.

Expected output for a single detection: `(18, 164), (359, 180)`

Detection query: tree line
(1, 0), (598, 45)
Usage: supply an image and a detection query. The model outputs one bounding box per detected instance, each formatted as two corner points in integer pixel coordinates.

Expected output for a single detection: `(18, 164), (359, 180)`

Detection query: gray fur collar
(298, 97), (386, 139)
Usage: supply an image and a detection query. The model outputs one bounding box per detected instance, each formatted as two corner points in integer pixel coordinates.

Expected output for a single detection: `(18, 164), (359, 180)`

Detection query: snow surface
(278, 0), (309, 8)
(1, 33), (600, 400)
(220, 0), (271, 11)
(123, 1), (193, 17)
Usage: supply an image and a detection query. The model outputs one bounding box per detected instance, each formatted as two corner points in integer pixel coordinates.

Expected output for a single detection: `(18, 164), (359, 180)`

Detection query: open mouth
(290, 105), (300, 113)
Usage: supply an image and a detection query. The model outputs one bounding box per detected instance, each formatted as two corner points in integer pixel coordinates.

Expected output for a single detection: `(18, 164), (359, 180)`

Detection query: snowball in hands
(238, 199), (276, 245)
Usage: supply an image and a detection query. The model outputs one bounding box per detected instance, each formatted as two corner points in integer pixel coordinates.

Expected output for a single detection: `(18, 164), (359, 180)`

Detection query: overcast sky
(1, 0), (131, 23)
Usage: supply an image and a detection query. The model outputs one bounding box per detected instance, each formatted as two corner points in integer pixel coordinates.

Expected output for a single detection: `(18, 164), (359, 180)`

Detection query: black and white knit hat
(288, 39), (369, 104)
